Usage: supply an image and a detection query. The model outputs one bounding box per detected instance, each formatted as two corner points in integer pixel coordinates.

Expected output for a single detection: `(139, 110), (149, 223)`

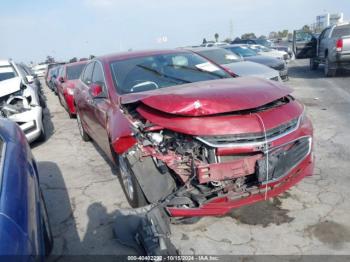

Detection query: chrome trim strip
(195, 112), (303, 148)
(0, 141), (7, 192)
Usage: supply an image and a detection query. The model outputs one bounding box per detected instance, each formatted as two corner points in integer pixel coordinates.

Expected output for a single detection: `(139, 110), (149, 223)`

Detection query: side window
(91, 63), (105, 86)
(82, 62), (95, 85)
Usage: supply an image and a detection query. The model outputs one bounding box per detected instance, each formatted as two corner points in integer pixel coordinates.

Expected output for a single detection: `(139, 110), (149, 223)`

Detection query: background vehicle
(187, 47), (281, 81)
(0, 59), (46, 143)
(52, 65), (64, 94)
(32, 64), (48, 78)
(249, 44), (289, 61)
(0, 118), (53, 258)
(200, 41), (228, 47)
(47, 66), (59, 91)
(74, 50), (313, 217)
(224, 45), (289, 80)
(231, 38), (273, 47)
(56, 60), (88, 118)
(293, 23), (350, 77)
(45, 62), (65, 86)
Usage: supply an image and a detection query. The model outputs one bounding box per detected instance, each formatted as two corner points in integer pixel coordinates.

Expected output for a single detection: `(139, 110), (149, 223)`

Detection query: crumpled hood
(121, 78), (292, 116)
(0, 77), (21, 98)
(222, 61), (279, 79)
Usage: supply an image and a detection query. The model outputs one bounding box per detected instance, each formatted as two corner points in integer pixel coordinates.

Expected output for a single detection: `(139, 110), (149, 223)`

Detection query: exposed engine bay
(118, 95), (312, 214)
(0, 77), (44, 143)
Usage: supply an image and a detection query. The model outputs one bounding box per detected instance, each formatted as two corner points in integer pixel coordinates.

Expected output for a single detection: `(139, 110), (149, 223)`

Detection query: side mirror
(89, 83), (106, 98)
(59, 76), (65, 83)
(26, 75), (34, 84)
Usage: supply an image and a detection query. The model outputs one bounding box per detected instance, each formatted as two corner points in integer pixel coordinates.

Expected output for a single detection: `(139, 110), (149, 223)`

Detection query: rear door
(293, 30), (317, 59)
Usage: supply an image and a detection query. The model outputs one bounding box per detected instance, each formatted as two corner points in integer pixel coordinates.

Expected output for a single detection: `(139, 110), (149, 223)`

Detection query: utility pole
(229, 19), (234, 39)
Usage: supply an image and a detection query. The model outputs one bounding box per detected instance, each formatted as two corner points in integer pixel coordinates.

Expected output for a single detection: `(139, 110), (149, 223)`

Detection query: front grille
(196, 118), (299, 147)
(256, 136), (311, 183)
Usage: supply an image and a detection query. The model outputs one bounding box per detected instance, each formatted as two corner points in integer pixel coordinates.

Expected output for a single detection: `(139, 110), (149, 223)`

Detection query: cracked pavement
(31, 59), (350, 257)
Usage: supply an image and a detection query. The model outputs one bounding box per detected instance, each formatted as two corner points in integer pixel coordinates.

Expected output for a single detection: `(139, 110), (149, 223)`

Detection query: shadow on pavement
(37, 161), (136, 260)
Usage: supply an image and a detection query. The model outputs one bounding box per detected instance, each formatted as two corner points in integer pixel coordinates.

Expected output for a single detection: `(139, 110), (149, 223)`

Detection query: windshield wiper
(136, 65), (191, 84)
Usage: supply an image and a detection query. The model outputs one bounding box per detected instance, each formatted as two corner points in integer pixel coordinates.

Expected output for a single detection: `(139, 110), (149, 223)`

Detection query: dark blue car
(0, 118), (53, 260)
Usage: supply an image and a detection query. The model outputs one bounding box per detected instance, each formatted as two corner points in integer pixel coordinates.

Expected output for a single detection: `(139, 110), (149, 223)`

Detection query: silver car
(187, 47), (281, 81)
(0, 59), (45, 143)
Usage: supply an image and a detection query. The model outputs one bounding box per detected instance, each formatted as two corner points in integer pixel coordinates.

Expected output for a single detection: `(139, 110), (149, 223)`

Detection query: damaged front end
(115, 80), (314, 218)
(0, 77), (44, 143)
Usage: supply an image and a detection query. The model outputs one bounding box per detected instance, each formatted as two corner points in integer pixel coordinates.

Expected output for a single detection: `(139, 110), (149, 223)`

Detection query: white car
(0, 59), (45, 143)
(32, 64), (48, 77)
(249, 44), (289, 62)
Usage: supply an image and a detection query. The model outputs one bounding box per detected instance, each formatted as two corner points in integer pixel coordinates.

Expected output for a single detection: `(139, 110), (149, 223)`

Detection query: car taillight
(336, 39), (343, 52)
(112, 136), (137, 154)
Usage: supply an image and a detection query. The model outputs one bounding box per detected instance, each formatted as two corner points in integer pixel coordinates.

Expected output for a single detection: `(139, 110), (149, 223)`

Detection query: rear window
(66, 64), (86, 80)
(332, 26), (350, 38)
(0, 66), (17, 82)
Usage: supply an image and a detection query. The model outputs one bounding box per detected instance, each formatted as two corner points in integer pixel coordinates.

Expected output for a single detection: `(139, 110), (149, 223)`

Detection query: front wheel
(117, 155), (148, 208)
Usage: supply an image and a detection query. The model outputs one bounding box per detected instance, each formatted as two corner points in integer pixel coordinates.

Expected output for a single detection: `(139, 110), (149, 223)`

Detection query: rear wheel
(310, 58), (319, 70)
(37, 114), (46, 142)
(76, 112), (90, 141)
(117, 155), (148, 208)
(324, 57), (336, 77)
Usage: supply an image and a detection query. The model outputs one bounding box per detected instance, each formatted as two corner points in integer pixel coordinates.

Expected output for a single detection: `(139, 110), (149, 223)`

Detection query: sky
(0, 0), (349, 63)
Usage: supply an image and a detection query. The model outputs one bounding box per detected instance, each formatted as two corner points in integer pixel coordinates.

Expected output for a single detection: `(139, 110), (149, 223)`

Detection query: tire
(76, 112), (90, 141)
(37, 115), (46, 142)
(40, 191), (53, 256)
(310, 58), (319, 70)
(324, 57), (336, 77)
(117, 155), (148, 208)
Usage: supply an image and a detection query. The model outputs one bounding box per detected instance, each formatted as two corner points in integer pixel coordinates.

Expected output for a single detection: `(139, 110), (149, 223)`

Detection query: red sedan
(56, 61), (88, 118)
(74, 50), (314, 217)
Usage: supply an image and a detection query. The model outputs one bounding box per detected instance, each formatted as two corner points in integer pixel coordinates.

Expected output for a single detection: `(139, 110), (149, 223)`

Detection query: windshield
(0, 66), (17, 82)
(225, 46), (258, 57)
(110, 52), (231, 94)
(66, 64), (86, 80)
(197, 49), (241, 65)
(255, 39), (272, 47)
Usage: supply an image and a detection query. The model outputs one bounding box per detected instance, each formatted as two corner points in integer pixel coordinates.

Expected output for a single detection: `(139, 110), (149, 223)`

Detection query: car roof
(65, 60), (89, 67)
(98, 49), (190, 63)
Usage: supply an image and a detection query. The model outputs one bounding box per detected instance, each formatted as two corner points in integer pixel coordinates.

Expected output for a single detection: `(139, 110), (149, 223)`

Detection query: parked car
(52, 65), (65, 94)
(249, 44), (289, 61)
(45, 62), (65, 86)
(200, 41), (228, 47)
(186, 47), (281, 81)
(0, 59), (46, 143)
(47, 66), (59, 91)
(32, 64), (48, 78)
(293, 23), (350, 77)
(272, 45), (293, 59)
(56, 60), (88, 118)
(0, 118), (53, 258)
(231, 38), (273, 47)
(224, 45), (289, 80)
(74, 49), (314, 217)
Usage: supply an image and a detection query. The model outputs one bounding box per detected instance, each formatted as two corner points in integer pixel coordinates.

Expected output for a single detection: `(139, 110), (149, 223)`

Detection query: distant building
(316, 13), (344, 31)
